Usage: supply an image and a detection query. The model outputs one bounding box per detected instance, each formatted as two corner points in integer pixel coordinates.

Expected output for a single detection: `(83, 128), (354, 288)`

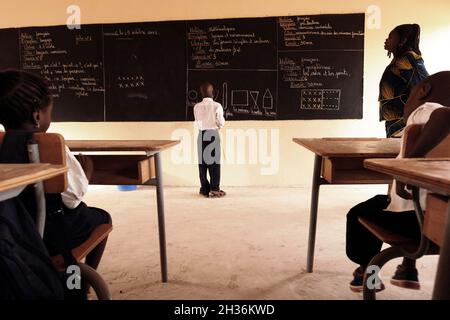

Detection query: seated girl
(0, 70), (111, 278)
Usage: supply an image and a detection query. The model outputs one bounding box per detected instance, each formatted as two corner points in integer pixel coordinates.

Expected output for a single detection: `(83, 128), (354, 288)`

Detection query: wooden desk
(66, 140), (180, 153)
(0, 164), (68, 201)
(66, 140), (180, 283)
(364, 158), (450, 300)
(293, 138), (401, 272)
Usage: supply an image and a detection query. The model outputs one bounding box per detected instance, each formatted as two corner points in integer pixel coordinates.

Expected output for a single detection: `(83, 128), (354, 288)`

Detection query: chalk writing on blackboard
(75, 35), (93, 45)
(188, 25), (272, 69)
(301, 89), (341, 110)
(103, 28), (159, 39)
(20, 31), (104, 99)
(279, 56), (351, 89)
(278, 16), (364, 48)
(116, 75), (145, 89)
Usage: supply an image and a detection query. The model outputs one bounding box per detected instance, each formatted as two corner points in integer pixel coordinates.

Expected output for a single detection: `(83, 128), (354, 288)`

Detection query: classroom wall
(1, 0), (450, 187)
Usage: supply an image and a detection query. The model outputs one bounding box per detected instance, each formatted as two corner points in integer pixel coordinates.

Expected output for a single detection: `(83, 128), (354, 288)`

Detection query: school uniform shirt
(194, 97), (225, 131)
(61, 146), (89, 209)
(386, 102), (446, 212)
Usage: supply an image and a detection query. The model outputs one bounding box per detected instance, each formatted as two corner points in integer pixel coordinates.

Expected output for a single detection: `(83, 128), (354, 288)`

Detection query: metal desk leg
(28, 141), (46, 238)
(432, 201), (450, 300)
(307, 154), (322, 273)
(154, 152), (168, 283)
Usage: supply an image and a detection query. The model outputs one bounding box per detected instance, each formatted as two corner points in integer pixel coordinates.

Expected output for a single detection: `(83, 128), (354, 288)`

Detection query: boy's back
(194, 97), (225, 131)
(194, 82), (226, 198)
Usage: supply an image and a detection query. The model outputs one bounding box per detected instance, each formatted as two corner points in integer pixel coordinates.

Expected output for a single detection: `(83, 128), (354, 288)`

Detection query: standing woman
(380, 24), (429, 137)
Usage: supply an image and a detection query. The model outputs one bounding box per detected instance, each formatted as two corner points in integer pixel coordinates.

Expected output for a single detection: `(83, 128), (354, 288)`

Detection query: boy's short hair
(0, 70), (52, 129)
(199, 82), (213, 98)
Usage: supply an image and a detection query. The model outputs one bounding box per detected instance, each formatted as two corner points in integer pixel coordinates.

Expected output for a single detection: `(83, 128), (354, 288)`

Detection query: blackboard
(103, 22), (186, 121)
(0, 13), (365, 121)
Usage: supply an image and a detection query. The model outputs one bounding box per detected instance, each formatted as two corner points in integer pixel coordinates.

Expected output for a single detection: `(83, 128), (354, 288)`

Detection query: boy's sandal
(209, 190), (226, 198)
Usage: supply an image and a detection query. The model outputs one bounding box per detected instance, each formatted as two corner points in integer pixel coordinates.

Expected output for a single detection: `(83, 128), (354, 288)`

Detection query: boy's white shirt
(386, 102), (446, 212)
(193, 97), (225, 130)
(61, 146), (88, 209)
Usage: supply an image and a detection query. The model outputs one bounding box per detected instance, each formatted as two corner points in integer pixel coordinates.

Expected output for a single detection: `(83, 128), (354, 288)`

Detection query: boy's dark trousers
(197, 129), (221, 195)
(346, 195), (420, 267)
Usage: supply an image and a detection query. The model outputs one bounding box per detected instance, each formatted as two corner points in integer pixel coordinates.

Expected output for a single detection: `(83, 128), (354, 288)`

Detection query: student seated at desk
(0, 70), (111, 278)
(346, 71), (450, 292)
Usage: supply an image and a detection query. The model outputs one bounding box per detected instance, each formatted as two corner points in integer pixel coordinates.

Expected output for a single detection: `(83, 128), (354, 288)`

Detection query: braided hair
(0, 70), (52, 130)
(394, 24), (422, 57)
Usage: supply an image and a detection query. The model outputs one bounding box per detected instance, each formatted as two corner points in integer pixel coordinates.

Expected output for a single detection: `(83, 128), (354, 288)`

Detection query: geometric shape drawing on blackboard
(322, 89), (341, 110)
(300, 89), (323, 110)
(213, 89), (220, 102)
(300, 89), (341, 111)
(262, 89), (274, 110)
(117, 75), (145, 89)
(222, 82), (228, 111)
(188, 89), (198, 101)
(231, 90), (249, 107)
(249, 90), (260, 112)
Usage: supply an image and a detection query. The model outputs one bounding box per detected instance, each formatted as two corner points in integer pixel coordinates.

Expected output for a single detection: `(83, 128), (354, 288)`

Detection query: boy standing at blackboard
(194, 82), (226, 198)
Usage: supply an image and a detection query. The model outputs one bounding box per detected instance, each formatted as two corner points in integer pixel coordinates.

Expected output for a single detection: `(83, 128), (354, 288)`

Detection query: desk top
(364, 158), (450, 195)
(293, 138), (401, 158)
(0, 164), (68, 193)
(66, 140), (180, 152)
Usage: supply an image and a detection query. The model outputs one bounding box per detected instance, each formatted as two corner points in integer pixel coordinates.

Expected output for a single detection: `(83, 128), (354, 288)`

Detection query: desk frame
(84, 150), (168, 283)
(307, 154), (395, 272)
(293, 138), (401, 273)
(434, 200), (450, 299)
(66, 140), (179, 284)
(144, 151), (168, 283)
(364, 158), (450, 300)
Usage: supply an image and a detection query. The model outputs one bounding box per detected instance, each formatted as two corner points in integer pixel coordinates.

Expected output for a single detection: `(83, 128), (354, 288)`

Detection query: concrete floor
(84, 185), (438, 300)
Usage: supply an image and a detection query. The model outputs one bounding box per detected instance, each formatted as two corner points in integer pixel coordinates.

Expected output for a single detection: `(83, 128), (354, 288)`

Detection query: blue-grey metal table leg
(432, 200), (450, 299)
(154, 152), (168, 283)
(307, 154), (322, 273)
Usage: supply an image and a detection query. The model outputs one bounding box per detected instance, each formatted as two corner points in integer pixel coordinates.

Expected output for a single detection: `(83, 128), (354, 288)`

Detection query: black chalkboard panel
(0, 13), (365, 122)
(276, 13), (364, 120)
(186, 17), (278, 120)
(19, 25), (105, 121)
(0, 28), (20, 71)
(277, 51), (364, 120)
(103, 21), (186, 121)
